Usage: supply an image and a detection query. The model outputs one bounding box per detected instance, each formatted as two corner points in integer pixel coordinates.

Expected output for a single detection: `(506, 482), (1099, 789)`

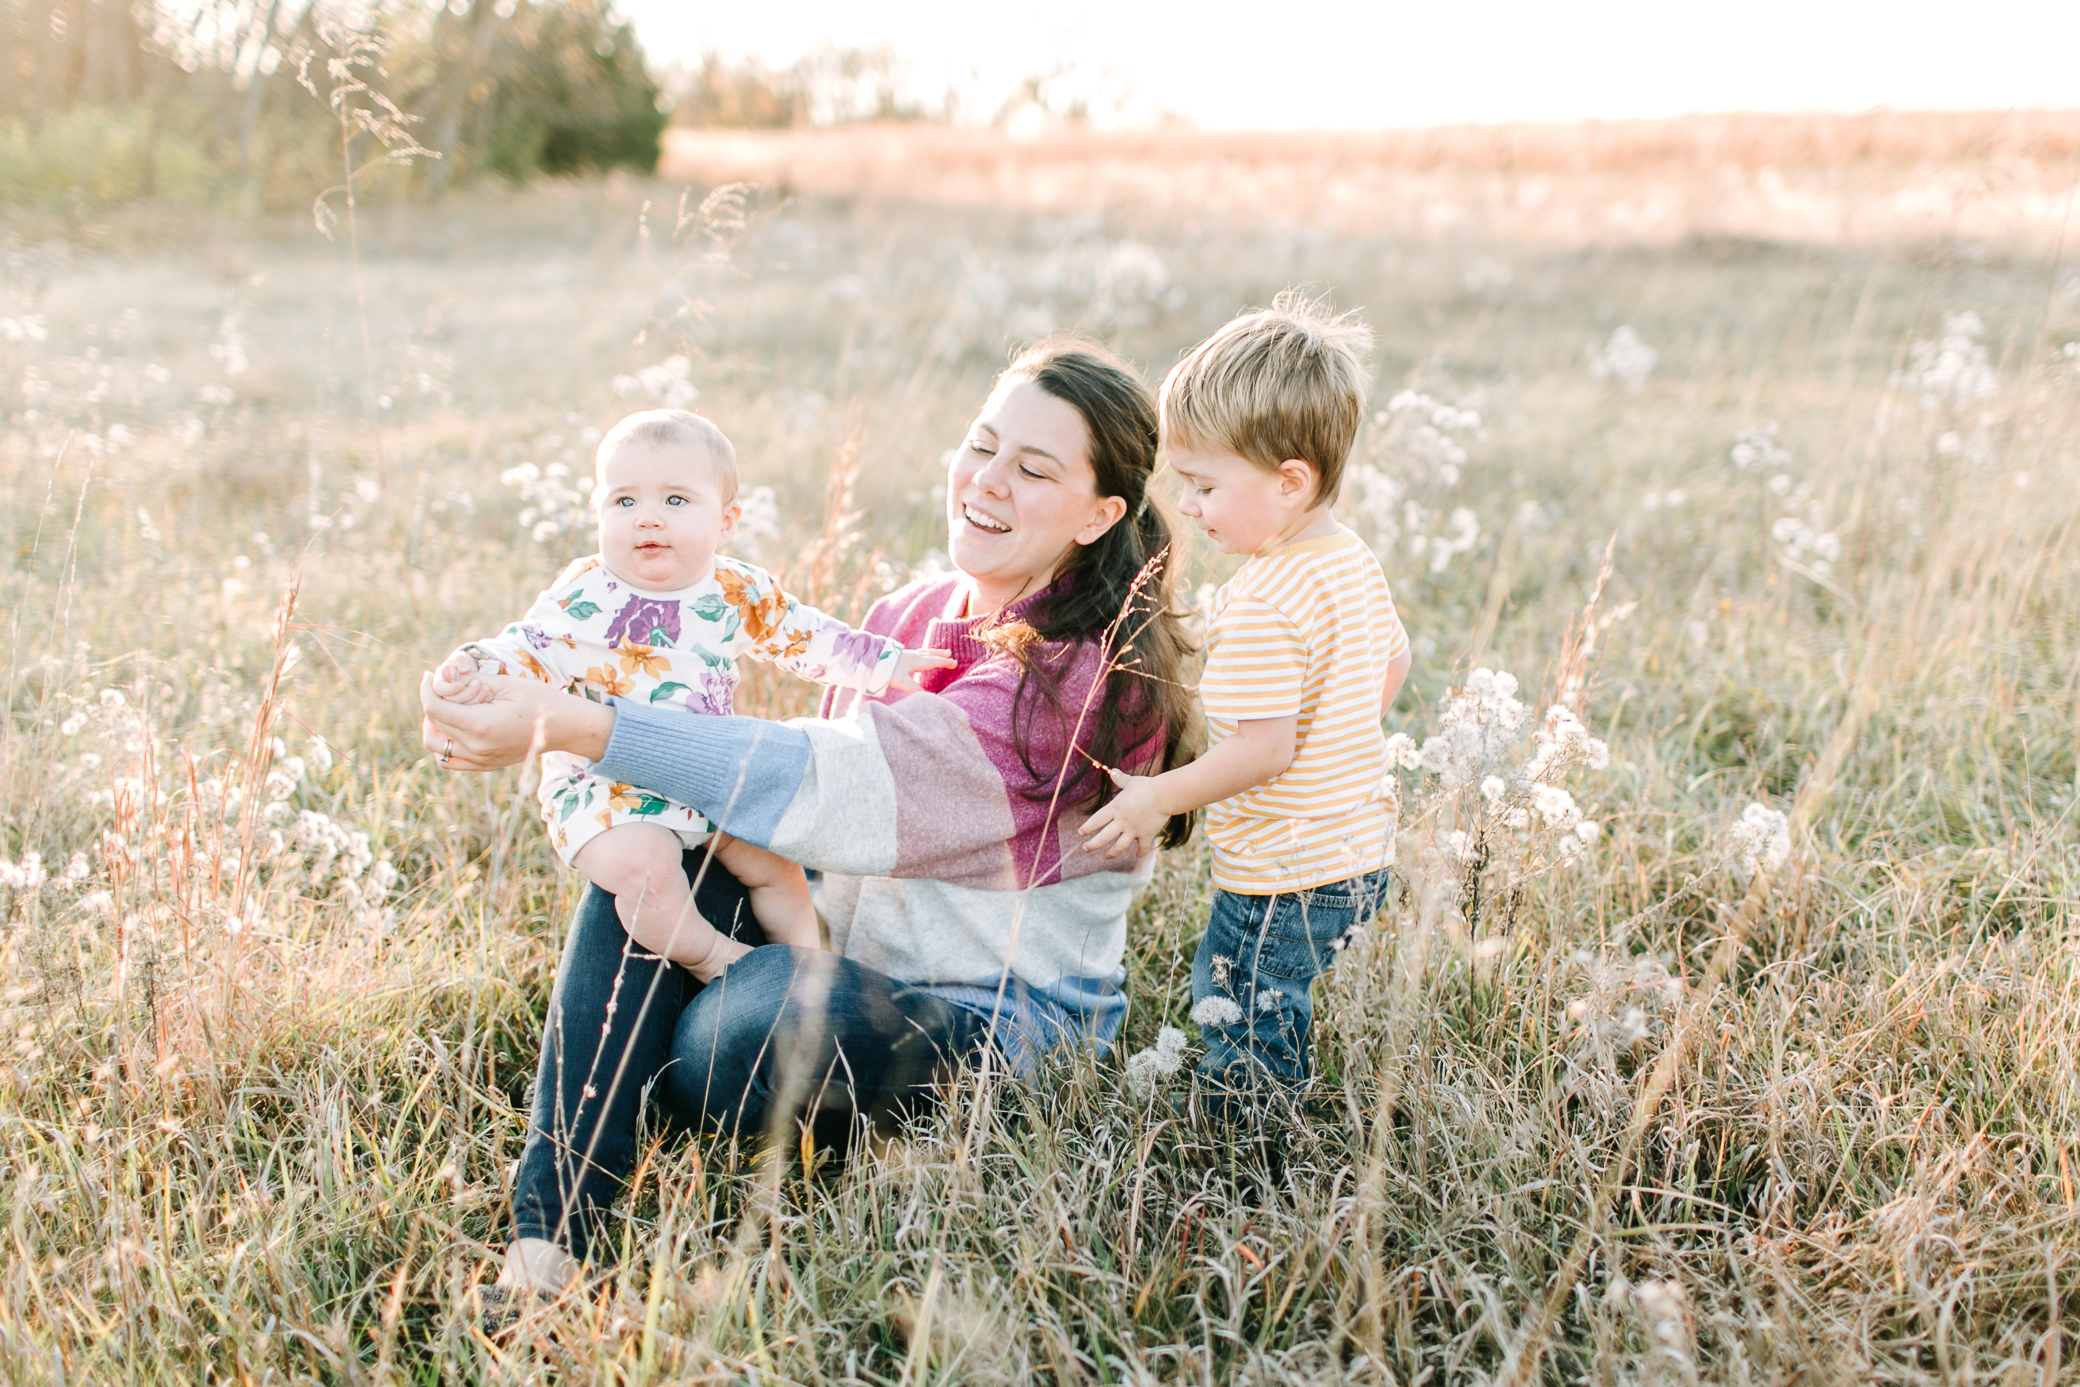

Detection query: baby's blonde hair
(1159, 291), (1373, 506)
(595, 409), (738, 500)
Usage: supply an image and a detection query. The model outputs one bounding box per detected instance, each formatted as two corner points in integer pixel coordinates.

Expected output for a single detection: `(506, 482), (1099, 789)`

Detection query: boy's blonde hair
(595, 409), (738, 500)
(1159, 291), (1374, 506)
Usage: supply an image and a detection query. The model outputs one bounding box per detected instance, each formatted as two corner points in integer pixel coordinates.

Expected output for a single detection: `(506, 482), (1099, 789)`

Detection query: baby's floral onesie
(460, 553), (903, 864)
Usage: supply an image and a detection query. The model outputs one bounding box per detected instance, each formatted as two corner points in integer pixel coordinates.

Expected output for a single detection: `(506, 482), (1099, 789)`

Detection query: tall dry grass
(1, 118), (2077, 1382)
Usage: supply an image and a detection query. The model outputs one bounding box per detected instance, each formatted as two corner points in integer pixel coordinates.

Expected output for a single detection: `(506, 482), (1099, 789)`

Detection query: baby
(434, 409), (949, 978)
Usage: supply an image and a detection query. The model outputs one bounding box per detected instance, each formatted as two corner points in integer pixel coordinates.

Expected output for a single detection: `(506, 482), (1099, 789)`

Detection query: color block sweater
(591, 575), (1151, 1066)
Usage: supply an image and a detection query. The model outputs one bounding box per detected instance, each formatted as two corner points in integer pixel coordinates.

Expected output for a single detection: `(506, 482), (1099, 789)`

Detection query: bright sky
(619, 0), (2080, 129)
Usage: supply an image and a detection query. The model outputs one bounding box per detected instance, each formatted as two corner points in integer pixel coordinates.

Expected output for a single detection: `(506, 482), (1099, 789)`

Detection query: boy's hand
(431, 651), (493, 705)
(1078, 768), (1168, 861)
(887, 646), (955, 695)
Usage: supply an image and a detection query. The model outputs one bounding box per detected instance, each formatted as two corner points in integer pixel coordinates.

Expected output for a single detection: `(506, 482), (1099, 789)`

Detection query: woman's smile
(961, 504), (1011, 534)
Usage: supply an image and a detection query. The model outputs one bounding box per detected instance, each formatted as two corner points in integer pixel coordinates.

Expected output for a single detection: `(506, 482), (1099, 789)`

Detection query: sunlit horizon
(620, 0), (2080, 131)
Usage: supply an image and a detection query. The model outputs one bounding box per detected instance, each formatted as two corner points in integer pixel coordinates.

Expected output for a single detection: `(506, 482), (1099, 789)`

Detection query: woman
(422, 340), (1195, 1294)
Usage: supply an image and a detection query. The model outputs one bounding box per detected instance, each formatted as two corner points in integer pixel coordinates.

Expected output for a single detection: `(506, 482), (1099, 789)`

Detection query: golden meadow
(1, 113), (2077, 1382)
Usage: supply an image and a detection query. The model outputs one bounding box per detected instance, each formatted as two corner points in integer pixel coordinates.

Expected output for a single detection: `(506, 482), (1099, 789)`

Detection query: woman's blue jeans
(509, 848), (989, 1261)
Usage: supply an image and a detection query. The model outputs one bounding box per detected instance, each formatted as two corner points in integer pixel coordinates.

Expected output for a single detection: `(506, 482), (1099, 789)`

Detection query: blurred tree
(665, 46), (930, 131)
(0, 0), (667, 209)
(669, 53), (801, 130)
(413, 0), (665, 189)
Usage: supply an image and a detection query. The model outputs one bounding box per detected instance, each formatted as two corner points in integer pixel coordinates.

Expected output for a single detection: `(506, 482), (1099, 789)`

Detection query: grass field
(2, 117), (2079, 1383)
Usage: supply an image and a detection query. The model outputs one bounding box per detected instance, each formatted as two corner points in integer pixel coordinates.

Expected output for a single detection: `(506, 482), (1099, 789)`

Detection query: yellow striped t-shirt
(1200, 526), (1410, 893)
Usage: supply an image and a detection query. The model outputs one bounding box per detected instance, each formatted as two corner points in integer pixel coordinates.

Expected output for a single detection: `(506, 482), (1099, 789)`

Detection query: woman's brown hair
(989, 338), (1197, 850)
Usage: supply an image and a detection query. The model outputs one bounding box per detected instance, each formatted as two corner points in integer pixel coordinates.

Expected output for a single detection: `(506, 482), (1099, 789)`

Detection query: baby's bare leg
(712, 833), (820, 950)
(572, 824), (745, 979)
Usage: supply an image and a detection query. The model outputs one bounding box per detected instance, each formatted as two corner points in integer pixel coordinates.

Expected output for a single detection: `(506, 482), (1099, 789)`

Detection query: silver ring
(439, 736), (455, 767)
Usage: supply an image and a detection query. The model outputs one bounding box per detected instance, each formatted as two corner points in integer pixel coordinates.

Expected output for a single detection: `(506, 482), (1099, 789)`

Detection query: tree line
(2, 0), (667, 209)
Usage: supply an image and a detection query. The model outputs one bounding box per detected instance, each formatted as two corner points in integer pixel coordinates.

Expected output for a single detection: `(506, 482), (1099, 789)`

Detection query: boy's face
(595, 440), (739, 591)
(1168, 444), (1319, 555)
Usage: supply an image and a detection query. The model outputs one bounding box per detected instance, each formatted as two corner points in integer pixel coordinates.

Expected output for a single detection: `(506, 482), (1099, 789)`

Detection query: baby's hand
(431, 651), (493, 705)
(887, 646), (956, 695)
(1078, 768), (1167, 862)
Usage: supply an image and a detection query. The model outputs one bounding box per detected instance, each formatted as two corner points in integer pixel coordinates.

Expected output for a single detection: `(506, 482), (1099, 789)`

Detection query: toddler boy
(1081, 292), (1411, 1110)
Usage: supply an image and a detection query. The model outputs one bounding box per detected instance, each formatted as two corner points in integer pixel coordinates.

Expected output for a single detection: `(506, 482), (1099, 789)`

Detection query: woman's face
(947, 379), (1127, 614)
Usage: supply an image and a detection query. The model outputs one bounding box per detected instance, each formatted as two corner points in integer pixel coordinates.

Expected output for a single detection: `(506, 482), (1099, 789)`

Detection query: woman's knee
(668, 948), (819, 1065)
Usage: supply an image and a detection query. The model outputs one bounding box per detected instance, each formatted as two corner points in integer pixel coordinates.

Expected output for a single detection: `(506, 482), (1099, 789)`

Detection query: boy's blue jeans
(1190, 868), (1388, 1098)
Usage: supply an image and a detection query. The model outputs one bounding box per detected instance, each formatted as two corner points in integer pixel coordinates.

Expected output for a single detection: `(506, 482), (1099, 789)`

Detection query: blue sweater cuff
(593, 700), (811, 847)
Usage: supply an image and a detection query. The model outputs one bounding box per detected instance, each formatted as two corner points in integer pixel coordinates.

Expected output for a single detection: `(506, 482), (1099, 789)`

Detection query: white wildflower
(1418, 668), (1529, 790)
(1426, 507), (1481, 574)
(1383, 732), (1423, 770)
(1348, 391), (1482, 559)
(1480, 775), (1506, 803)
(1896, 311), (1997, 410)
(1771, 515), (1842, 575)
(1530, 784), (1578, 827)
(612, 354), (699, 408)
(1726, 802), (1791, 883)
(306, 736), (334, 773)
(1191, 995), (1244, 1028)
(1343, 463), (1405, 548)
(1590, 326), (1657, 393)
(262, 757), (305, 802)
(1524, 703), (1610, 780)
(502, 457), (593, 544)
(292, 810), (373, 884)
(1729, 422), (1792, 472)
(734, 485), (781, 560)
(1124, 1026), (1189, 1098)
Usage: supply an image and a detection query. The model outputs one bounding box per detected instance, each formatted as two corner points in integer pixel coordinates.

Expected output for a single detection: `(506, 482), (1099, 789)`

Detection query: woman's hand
(420, 670), (617, 771)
